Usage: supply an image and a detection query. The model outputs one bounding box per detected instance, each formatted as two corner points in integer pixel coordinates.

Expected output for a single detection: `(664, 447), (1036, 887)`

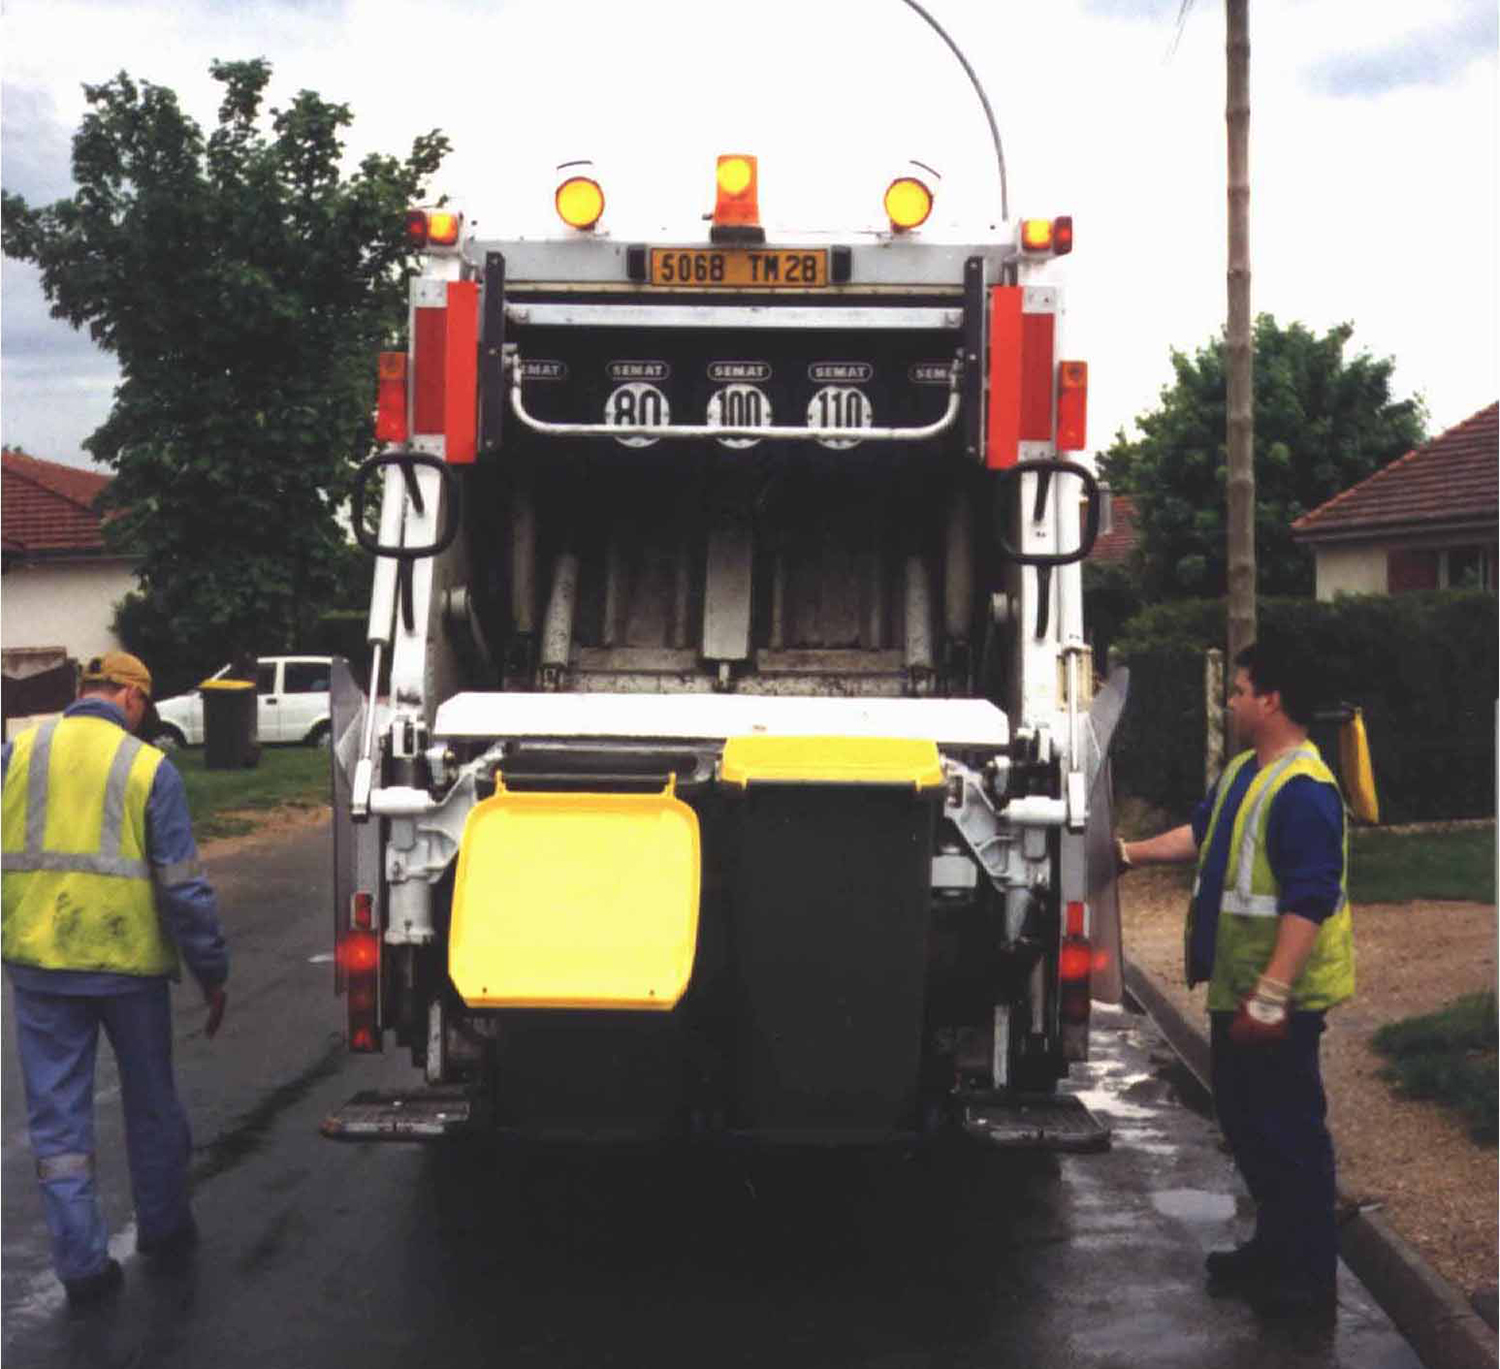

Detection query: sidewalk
(1124, 959), (1498, 1369)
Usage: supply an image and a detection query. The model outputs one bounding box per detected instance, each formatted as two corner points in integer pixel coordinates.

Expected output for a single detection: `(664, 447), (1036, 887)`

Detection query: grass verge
(1372, 991), (1499, 1145)
(1349, 824), (1496, 904)
(171, 745), (331, 840)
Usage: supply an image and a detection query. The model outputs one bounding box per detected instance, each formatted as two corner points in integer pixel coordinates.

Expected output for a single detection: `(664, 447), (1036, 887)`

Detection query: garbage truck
(322, 124), (1129, 1151)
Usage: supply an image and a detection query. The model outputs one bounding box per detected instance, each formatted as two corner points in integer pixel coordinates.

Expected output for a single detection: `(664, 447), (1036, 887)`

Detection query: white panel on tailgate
(434, 693), (1008, 748)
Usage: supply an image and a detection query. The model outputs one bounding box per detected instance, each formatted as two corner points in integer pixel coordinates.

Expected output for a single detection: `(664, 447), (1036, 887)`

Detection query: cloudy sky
(2, 0), (1495, 471)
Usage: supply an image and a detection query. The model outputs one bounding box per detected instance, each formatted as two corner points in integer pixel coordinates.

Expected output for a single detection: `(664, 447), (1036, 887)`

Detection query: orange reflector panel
(1020, 218), (1054, 252)
(351, 890), (374, 931)
(556, 176), (605, 229)
(884, 176), (933, 231)
(1054, 215), (1074, 255)
(1057, 360), (1088, 451)
(714, 154), (760, 228)
(987, 285), (1023, 469)
(1066, 900), (1087, 938)
(375, 353), (408, 444)
(1019, 311), (1056, 442)
(404, 210), (429, 248)
(411, 283), (480, 464)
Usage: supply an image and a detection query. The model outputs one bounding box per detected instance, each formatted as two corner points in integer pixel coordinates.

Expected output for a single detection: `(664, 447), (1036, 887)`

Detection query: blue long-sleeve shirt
(2, 698), (229, 996)
(1186, 758), (1345, 985)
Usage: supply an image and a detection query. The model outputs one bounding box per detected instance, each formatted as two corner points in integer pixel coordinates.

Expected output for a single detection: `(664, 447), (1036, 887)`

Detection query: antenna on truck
(897, 0), (1009, 222)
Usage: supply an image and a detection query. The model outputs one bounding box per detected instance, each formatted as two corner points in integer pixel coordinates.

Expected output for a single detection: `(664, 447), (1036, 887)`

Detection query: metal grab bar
(504, 345), (962, 444)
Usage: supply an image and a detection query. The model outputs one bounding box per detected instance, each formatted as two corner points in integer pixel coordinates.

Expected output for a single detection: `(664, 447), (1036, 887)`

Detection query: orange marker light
(1020, 218), (1054, 252)
(884, 176), (934, 231)
(427, 211), (462, 247)
(556, 175), (605, 230)
(713, 154), (760, 229)
(1053, 215), (1074, 255)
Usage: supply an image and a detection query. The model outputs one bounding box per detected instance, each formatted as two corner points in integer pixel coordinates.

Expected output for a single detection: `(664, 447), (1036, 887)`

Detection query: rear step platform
(321, 1089), (489, 1142)
(960, 1092), (1112, 1153)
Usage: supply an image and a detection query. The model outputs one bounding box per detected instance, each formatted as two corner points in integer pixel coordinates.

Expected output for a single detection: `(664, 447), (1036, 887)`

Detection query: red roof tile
(1092, 493), (1139, 564)
(1291, 403), (1498, 541)
(1, 448), (115, 555)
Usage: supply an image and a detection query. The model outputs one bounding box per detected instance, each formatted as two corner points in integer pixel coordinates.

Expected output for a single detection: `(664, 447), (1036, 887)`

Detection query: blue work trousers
(1210, 1009), (1338, 1286)
(10, 979), (192, 1281)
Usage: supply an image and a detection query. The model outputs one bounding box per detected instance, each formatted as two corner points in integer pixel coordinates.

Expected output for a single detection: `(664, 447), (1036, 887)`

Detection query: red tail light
(1060, 900), (1092, 1025)
(340, 924), (382, 1053)
(375, 352), (408, 444)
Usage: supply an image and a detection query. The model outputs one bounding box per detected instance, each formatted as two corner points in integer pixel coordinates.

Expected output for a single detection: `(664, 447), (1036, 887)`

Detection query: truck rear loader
(323, 106), (1128, 1152)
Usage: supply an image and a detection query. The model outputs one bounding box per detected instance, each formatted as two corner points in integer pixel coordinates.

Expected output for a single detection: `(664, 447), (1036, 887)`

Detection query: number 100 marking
(707, 384), (772, 448)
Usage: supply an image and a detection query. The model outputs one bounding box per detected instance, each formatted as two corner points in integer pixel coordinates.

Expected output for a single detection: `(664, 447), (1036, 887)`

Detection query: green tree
(2, 60), (448, 661)
(1100, 315), (1425, 599)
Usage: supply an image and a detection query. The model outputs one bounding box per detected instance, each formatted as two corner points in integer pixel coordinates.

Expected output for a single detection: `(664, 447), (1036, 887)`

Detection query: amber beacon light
(884, 174), (935, 231)
(555, 162), (605, 230)
(712, 154), (763, 242)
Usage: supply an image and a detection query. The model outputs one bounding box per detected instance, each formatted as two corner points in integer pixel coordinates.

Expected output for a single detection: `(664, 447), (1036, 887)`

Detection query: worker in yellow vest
(1119, 639), (1352, 1320)
(2, 653), (229, 1307)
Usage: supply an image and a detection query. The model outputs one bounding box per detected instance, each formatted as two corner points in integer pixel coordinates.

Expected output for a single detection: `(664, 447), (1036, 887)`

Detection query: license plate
(649, 247), (828, 288)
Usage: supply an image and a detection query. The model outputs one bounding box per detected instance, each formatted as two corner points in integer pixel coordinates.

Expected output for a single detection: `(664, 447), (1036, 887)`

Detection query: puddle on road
(1151, 1188), (1236, 1223)
(2, 1221), (138, 1337)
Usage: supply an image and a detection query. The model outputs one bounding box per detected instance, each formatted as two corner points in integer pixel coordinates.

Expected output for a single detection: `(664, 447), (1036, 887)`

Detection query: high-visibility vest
(2, 715), (179, 977)
(1190, 742), (1354, 1013)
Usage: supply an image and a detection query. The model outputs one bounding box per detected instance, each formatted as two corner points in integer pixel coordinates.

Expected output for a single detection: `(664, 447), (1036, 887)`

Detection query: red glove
(204, 985), (228, 1039)
(1229, 975), (1291, 1046)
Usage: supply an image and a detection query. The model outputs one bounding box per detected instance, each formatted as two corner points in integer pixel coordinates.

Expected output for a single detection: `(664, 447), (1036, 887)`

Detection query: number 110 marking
(808, 386), (872, 449)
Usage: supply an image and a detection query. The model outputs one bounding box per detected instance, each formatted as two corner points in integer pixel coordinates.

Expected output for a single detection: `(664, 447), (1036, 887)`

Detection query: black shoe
(137, 1216), (199, 1264)
(1250, 1276), (1337, 1319)
(1205, 1242), (1271, 1287)
(63, 1258), (123, 1307)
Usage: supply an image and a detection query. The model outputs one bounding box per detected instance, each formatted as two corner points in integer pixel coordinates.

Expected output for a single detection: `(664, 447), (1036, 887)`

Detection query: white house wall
(1, 560), (137, 662)
(1313, 545), (1386, 600)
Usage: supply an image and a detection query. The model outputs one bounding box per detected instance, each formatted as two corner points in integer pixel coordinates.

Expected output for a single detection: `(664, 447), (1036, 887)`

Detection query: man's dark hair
(1235, 638), (1317, 726)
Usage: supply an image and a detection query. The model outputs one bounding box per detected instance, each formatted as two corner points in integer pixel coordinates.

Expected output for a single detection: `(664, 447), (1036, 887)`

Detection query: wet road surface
(3, 819), (1424, 1369)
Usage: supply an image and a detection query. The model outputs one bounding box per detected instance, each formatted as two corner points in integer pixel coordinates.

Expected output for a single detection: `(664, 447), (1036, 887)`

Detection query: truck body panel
(327, 150), (1124, 1151)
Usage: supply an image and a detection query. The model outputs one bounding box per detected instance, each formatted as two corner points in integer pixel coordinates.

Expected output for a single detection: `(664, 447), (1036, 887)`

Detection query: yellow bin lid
(449, 780), (700, 1011)
(720, 734), (945, 790)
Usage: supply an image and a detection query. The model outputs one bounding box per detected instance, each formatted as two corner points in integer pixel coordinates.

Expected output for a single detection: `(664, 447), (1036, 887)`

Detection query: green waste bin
(201, 679), (259, 770)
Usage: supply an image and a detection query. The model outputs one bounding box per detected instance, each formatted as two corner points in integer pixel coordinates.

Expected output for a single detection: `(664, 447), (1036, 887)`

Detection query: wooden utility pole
(1225, 0), (1256, 745)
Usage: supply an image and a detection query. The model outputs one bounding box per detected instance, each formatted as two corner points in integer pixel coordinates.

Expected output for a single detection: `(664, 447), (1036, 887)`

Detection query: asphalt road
(2, 818), (1426, 1369)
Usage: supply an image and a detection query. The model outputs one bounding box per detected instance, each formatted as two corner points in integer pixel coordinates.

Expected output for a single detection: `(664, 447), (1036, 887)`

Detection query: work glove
(1114, 836), (1133, 875)
(1229, 974), (1291, 1046)
(204, 985), (228, 1039)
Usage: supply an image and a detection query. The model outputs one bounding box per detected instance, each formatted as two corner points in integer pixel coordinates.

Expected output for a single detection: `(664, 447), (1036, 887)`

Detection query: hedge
(1110, 591), (1497, 824)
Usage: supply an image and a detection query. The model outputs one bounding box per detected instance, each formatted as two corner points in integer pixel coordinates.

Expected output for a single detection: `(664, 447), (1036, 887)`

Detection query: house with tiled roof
(2, 448), (139, 697)
(1290, 403), (1498, 598)
(1091, 492), (1139, 566)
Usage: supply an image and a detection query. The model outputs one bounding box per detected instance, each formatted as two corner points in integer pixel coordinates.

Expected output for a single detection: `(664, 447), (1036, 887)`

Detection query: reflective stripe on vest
(2, 715), (177, 977)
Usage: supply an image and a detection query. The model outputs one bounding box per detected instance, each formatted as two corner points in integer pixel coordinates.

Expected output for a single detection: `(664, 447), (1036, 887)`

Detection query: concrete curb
(1122, 960), (1498, 1369)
